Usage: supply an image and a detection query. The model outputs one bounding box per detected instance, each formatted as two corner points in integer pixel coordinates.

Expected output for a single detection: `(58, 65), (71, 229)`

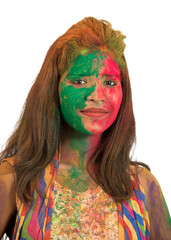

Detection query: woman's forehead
(66, 51), (120, 78)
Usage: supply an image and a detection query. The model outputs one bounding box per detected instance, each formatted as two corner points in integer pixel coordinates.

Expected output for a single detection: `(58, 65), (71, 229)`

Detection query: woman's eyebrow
(102, 74), (121, 78)
(67, 72), (91, 79)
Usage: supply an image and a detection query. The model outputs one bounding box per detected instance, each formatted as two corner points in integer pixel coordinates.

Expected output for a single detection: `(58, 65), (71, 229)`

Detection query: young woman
(0, 17), (170, 239)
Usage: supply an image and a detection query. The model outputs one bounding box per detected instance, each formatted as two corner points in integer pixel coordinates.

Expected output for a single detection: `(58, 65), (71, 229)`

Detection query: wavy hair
(0, 17), (150, 202)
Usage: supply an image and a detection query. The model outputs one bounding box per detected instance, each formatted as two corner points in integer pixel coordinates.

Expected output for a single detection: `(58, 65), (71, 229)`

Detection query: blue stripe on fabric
(118, 209), (122, 217)
(134, 189), (144, 200)
(52, 157), (59, 169)
(19, 237), (28, 240)
(124, 226), (129, 240)
(45, 198), (53, 232)
(38, 197), (46, 230)
(134, 189), (148, 211)
(133, 210), (144, 226)
(40, 169), (46, 196)
(146, 228), (150, 239)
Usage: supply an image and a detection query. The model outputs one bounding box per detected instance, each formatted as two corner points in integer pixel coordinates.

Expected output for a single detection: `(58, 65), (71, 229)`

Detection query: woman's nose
(86, 83), (105, 103)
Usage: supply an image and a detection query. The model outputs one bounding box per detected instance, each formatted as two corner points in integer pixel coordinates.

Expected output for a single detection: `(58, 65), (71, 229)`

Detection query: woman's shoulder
(0, 157), (17, 203)
(0, 157), (17, 201)
(0, 157), (17, 188)
(0, 158), (17, 238)
(130, 164), (157, 189)
(0, 157), (16, 180)
(131, 164), (171, 239)
(0, 156), (17, 167)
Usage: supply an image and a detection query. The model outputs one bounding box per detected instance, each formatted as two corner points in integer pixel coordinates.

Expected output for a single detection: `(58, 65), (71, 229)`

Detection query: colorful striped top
(3, 153), (150, 239)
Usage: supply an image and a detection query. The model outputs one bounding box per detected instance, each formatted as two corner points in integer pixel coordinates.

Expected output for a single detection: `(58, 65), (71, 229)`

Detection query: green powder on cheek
(59, 82), (96, 134)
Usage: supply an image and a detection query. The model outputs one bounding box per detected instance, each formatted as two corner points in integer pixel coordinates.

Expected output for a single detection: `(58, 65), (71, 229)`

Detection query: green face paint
(67, 51), (105, 78)
(59, 81), (96, 134)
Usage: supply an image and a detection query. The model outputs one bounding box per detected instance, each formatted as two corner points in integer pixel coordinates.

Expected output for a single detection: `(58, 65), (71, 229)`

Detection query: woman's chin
(85, 127), (107, 135)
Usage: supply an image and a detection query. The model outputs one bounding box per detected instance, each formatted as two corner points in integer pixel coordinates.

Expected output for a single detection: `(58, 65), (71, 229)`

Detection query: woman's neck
(56, 127), (102, 191)
(60, 127), (101, 171)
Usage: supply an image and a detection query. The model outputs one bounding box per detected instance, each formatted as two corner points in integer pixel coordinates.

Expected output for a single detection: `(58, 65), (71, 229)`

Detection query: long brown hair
(0, 17), (150, 202)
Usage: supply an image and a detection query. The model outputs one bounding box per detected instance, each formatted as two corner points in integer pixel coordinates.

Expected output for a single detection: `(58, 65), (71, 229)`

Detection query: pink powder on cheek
(90, 85), (123, 133)
(103, 84), (123, 111)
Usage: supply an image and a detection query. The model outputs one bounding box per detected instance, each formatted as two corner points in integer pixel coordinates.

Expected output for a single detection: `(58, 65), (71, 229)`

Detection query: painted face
(59, 51), (123, 135)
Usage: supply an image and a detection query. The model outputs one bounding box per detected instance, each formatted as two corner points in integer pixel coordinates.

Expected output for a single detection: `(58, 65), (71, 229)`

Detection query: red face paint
(78, 52), (123, 134)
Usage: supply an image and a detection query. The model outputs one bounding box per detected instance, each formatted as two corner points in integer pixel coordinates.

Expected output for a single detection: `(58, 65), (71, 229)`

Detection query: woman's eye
(72, 79), (86, 85)
(104, 80), (116, 86)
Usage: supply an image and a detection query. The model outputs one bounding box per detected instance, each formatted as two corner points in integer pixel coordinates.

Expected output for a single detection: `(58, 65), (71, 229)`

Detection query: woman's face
(59, 51), (123, 135)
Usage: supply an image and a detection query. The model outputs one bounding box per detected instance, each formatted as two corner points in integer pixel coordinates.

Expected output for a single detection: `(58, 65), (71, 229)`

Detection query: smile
(80, 108), (109, 118)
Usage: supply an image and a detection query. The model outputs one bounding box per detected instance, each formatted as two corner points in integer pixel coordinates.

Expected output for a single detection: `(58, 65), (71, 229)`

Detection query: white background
(0, 0), (170, 215)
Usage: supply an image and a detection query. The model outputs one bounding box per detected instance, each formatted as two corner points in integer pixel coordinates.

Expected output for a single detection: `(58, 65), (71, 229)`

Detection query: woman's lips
(80, 107), (109, 118)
